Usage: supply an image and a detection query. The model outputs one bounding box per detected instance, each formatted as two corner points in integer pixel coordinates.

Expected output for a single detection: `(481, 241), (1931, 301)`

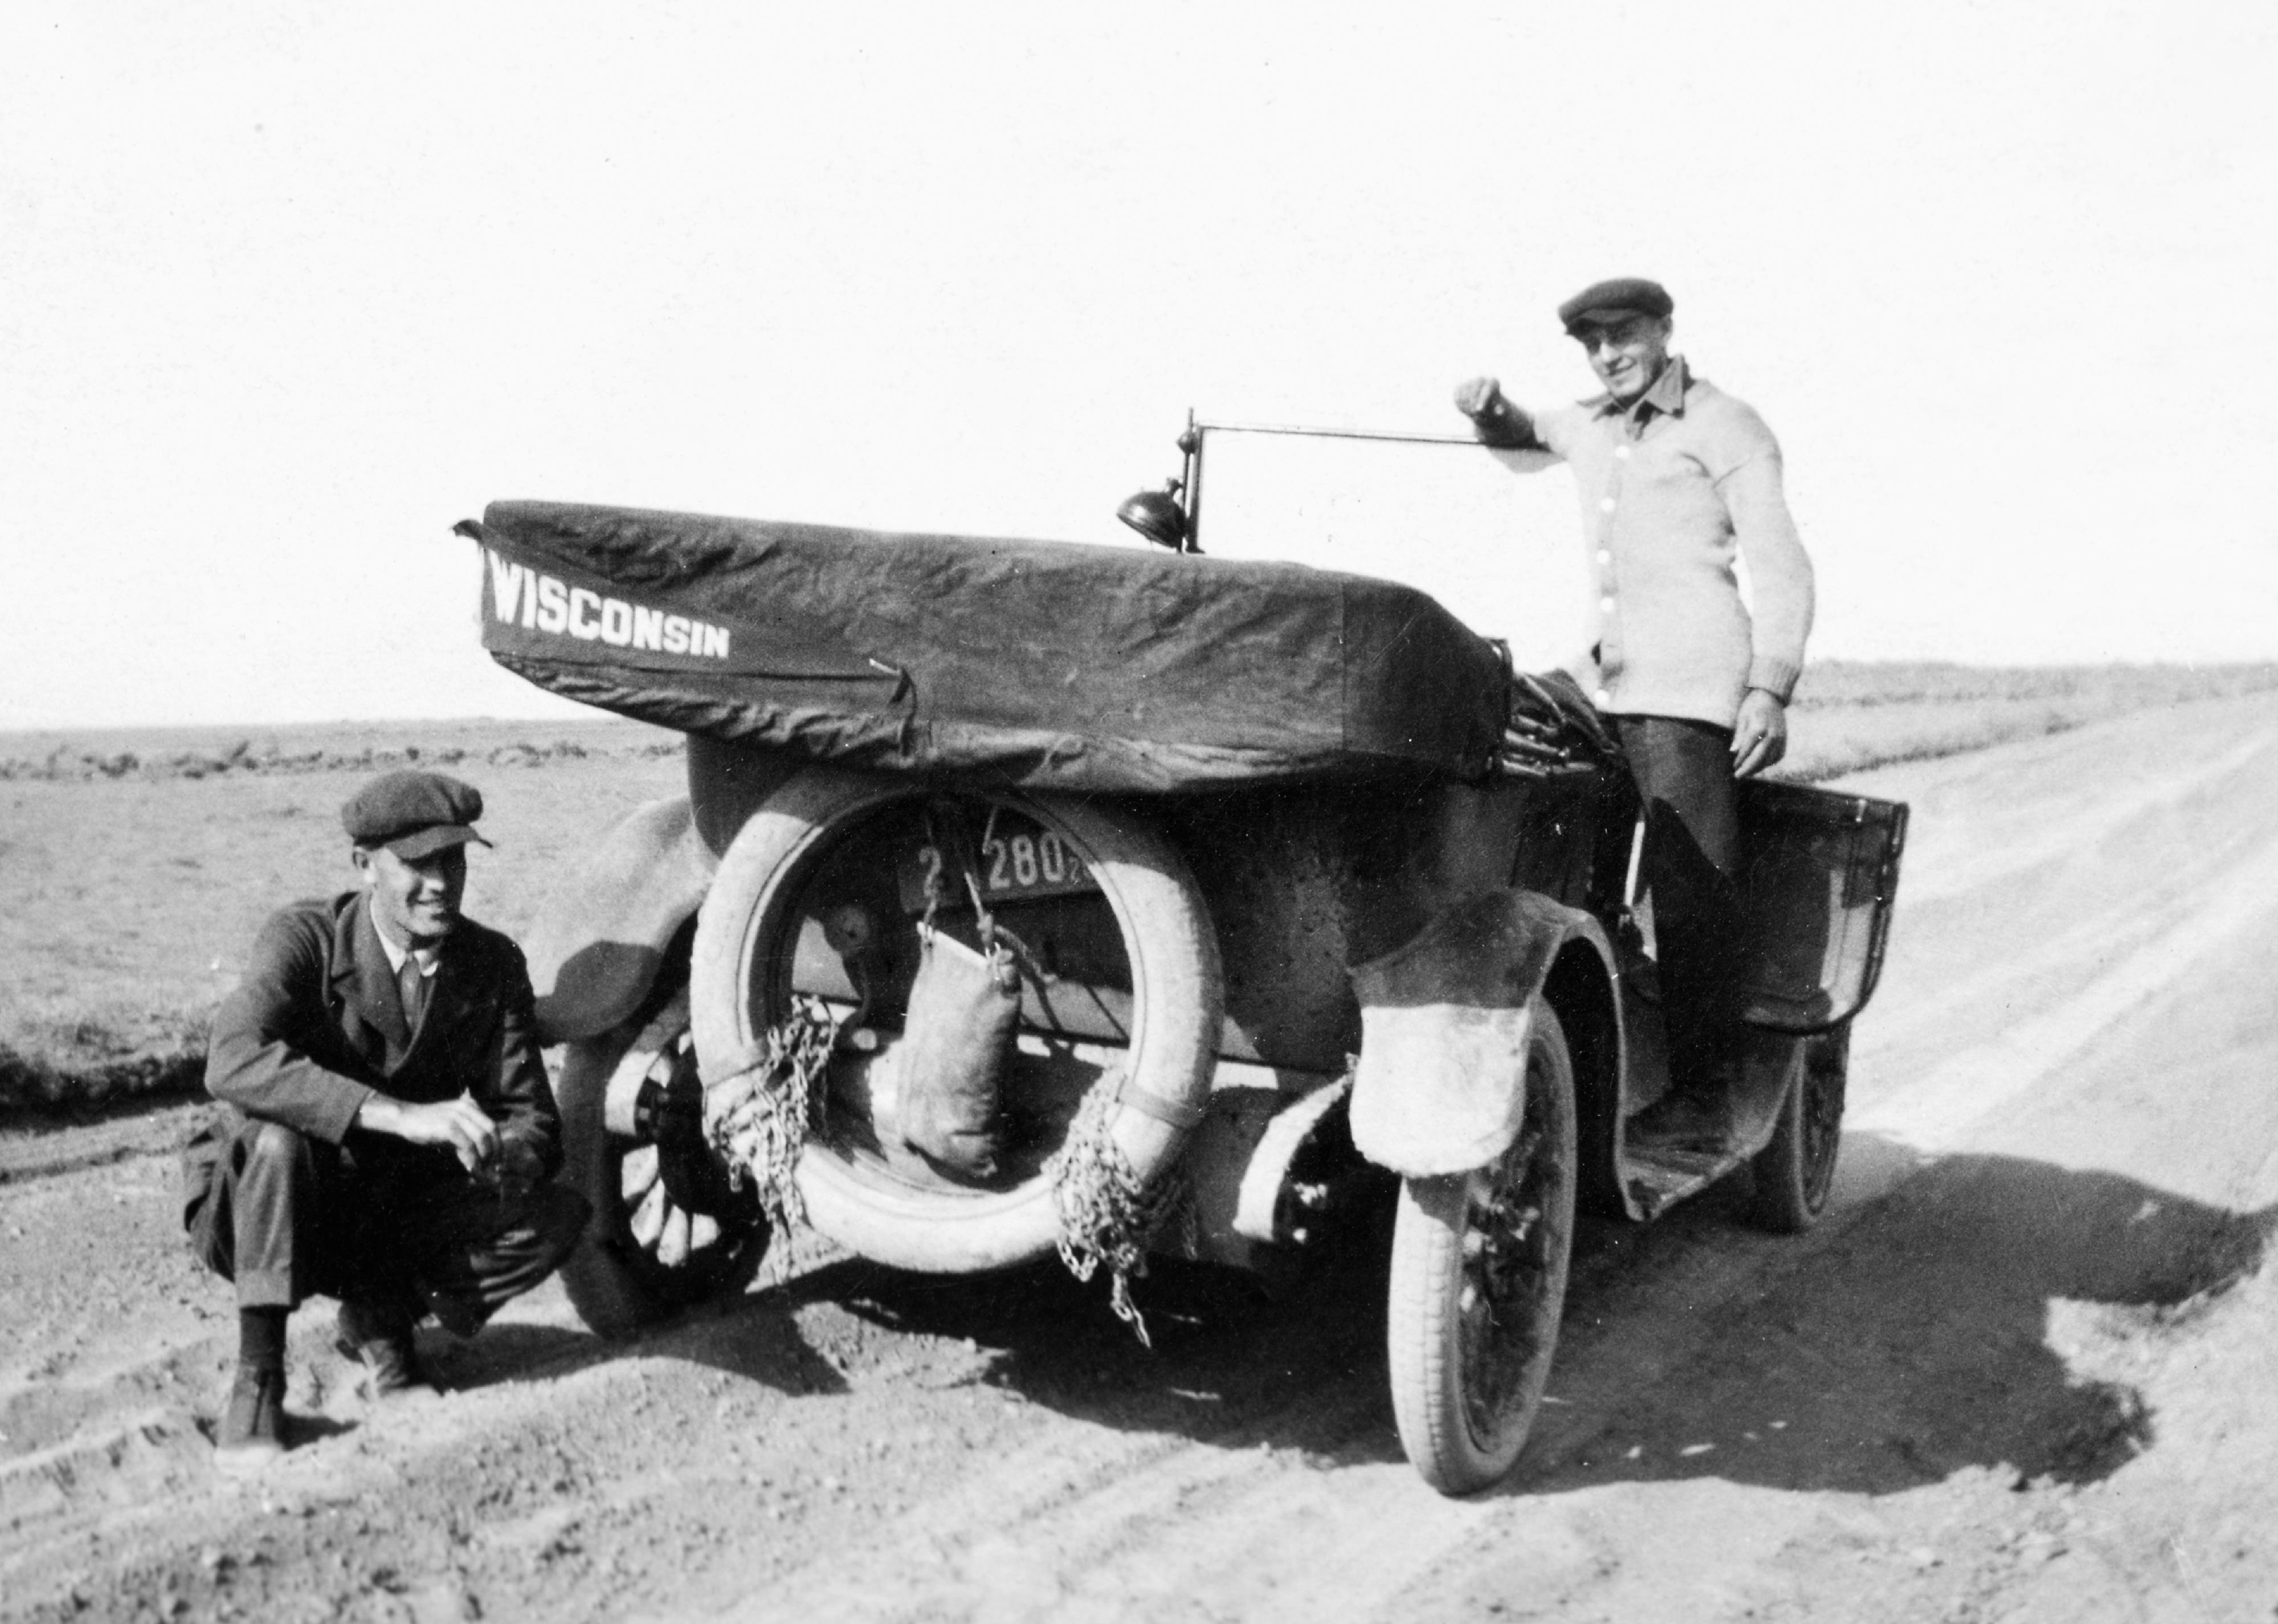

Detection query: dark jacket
(202, 891), (562, 1182)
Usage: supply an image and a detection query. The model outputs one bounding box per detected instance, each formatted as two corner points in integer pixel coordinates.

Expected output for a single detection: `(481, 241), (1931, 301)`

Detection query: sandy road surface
(6, 695), (2278, 1624)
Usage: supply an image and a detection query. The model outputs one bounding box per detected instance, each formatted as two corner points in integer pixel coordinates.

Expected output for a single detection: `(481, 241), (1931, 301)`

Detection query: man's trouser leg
(1611, 715), (1746, 1093)
(390, 1176), (590, 1338)
(186, 1117), (587, 1334)
(183, 1113), (343, 1311)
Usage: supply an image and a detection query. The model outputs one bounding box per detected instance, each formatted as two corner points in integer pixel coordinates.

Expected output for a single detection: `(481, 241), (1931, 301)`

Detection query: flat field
(0, 717), (683, 1105)
(1775, 658), (2278, 779)
(2, 660), (2273, 1101)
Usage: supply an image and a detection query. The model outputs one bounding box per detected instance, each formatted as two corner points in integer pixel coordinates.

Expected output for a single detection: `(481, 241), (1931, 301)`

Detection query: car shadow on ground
(785, 1202), (1415, 1467)
(781, 1133), (2273, 1497)
(1513, 1132), (2275, 1499)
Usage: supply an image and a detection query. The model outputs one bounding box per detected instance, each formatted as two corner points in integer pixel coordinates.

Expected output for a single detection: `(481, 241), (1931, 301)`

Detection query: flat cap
(1558, 276), (1674, 332)
(341, 769), (492, 859)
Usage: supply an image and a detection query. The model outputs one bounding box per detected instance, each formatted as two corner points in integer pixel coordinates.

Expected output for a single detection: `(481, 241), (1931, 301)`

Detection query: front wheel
(1387, 998), (1578, 1496)
(1749, 1023), (1848, 1234)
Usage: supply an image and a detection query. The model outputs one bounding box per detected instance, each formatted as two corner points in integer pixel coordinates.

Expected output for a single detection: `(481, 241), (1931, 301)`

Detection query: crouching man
(183, 769), (590, 1471)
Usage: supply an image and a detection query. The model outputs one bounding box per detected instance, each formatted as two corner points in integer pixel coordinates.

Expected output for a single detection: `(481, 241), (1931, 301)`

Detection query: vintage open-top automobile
(460, 422), (1905, 1495)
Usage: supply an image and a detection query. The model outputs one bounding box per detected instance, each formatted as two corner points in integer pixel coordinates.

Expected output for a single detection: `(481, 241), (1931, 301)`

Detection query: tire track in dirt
(1848, 719), (2278, 1156)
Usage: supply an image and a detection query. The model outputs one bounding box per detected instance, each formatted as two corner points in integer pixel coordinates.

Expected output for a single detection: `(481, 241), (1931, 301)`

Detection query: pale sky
(4, 2), (2275, 729)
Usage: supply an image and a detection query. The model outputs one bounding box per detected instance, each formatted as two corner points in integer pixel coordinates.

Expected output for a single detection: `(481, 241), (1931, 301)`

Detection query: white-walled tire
(1388, 998), (1578, 1496)
(688, 766), (1222, 1275)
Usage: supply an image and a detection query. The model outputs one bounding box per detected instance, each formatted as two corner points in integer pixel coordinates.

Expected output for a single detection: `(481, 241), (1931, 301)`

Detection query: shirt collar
(1588, 353), (1691, 427)
(369, 912), (439, 977)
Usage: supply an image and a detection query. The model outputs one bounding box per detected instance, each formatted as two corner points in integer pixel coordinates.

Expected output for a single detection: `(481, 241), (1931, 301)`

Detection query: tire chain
(1046, 1078), (1198, 1348)
(707, 997), (844, 1235)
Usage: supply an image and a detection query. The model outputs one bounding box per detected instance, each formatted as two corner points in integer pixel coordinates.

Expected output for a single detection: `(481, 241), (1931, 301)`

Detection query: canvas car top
(460, 500), (1509, 794)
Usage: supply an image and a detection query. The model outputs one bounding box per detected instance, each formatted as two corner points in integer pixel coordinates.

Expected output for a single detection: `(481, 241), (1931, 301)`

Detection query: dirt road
(7, 695), (2277, 1623)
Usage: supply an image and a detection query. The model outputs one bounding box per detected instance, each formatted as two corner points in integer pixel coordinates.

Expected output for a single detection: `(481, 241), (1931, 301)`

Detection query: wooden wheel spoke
(627, 1178), (668, 1248)
(620, 1143), (660, 1203)
(655, 1205), (692, 1267)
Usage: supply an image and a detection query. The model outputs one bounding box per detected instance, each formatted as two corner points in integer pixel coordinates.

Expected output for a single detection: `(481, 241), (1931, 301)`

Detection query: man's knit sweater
(1521, 357), (1813, 730)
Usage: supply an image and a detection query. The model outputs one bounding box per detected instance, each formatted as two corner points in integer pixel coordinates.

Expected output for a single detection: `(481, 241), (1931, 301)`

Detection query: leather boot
(336, 1299), (439, 1398)
(214, 1364), (288, 1471)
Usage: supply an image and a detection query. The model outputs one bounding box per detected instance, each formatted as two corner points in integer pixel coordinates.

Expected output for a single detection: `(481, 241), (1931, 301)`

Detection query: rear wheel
(557, 993), (770, 1337)
(1749, 1023), (1848, 1234)
(1387, 998), (1578, 1495)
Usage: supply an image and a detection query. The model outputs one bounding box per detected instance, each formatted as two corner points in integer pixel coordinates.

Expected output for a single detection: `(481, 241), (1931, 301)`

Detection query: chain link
(1046, 1078), (1196, 1348)
(708, 996), (843, 1235)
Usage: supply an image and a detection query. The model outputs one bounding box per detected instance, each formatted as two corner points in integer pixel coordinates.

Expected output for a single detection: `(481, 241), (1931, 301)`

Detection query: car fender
(1347, 888), (1613, 1178)
(525, 795), (717, 1045)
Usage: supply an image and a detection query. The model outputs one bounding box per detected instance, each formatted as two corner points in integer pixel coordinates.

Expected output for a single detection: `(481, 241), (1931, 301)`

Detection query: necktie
(398, 954), (429, 1033)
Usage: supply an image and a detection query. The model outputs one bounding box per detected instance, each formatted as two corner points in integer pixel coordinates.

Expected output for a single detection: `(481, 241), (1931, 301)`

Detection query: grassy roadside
(1771, 659), (2278, 782)
(5, 664), (2275, 1113)
(0, 713), (677, 784)
(0, 731), (685, 1114)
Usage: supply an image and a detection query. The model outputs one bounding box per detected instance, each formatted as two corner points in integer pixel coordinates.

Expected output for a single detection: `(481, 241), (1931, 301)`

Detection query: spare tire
(688, 766), (1223, 1275)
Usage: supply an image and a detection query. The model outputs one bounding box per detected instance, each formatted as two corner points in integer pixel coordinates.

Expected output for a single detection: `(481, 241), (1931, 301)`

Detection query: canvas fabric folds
(892, 927), (1019, 1181)
(461, 501), (1508, 794)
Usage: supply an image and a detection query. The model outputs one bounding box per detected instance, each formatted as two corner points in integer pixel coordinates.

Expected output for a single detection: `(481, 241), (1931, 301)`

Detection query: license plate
(895, 817), (1099, 912)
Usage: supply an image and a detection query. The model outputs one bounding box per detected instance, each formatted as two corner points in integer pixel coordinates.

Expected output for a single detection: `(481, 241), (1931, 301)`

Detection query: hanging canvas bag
(895, 921), (1022, 1180)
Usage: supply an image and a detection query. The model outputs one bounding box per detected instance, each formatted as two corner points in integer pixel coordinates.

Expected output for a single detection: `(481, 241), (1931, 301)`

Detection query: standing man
(1455, 276), (1814, 1141)
(183, 769), (589, 1470)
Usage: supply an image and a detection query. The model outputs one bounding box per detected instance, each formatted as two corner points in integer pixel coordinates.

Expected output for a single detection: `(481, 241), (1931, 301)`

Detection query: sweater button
(1599, 497), (1616, 512)
(1593, 688), (1612, 706)
(1614, 445), (1632, 460)
(1599, 596), (1616, 613)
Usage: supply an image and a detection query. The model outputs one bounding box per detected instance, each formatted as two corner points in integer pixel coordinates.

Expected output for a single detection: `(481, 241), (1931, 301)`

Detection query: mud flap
(1347, 889), (1578, 1178)
(526, 795), (717, 1045)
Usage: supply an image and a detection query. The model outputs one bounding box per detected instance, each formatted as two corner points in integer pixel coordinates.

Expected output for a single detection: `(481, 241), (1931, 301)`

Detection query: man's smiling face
(355, 843), (467, 949)
(1571, 311), (1673, 405)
